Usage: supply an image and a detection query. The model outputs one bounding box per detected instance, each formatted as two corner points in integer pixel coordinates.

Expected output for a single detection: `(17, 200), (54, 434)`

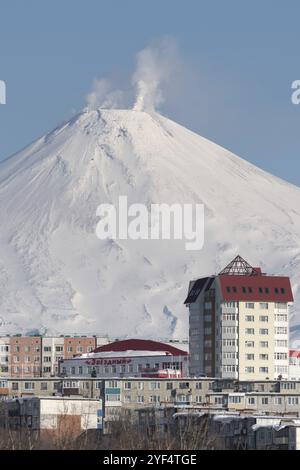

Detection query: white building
(186, 256), (293, 381)
(59, 339), (189, 379)
(4, 396), (103, 434)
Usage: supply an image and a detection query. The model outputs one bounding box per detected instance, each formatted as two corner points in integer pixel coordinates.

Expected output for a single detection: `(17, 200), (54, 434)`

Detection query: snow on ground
(0, 108), (299, 340)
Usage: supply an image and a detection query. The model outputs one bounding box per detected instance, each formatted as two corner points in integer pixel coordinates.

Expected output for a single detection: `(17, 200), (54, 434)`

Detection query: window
(107, 380), (119, 388)
(259, 316), (268, 322)
(55, 346), (63, 352)
(275, 327), (287, 335)
(259, 329), (268, 335)
(137, 395), (144, 403)
(137, 382), (144, 390)
(275, 314), (288, 322)
(124, 382), (131, 390)
(261, 397), (269, 405)
(12, 382), (19, 391)
(245, 354), (255, 360)
(226, 287), (231, 293)
(259, 354), (268, 360)
(282, 382), (296, 390)
(274, 352), (287, 360)
(260, 341), (268, 348)
(245, 328), (255, 335)
(260, 367), (269, 373)
(149, 382), (160, 390)
(259, 303), (268, 309)
(24, 382), (35, 390)
(43, 356), (51, 363)
(245, 341), (255, 348)
(287, 397), (299, 405)
(77, 346), (83, 353)
(229, 395), (242, 403)
(245, 367), (255, 373)
(24, 346), (30, 353)
(179, 382), (190, 390)
(232, 287), (237, 293)
(44, 346), (51, 352)
(245, 303), (255, 309)
(195, 382), (202, 390)
(248, 397), (256, 405)
(78, 366), (83, 374)
(275, 340), (288, 348)
(281, 288), (286, 294)
(274, 397), (282, 405)
(41, 382), (48, 390)
(67, 346), (72, 352)
(149, 395), (160, 403)
(259, 288), (263, 294)
(275, 303), (287, 309)
(245, 316), (254, 322)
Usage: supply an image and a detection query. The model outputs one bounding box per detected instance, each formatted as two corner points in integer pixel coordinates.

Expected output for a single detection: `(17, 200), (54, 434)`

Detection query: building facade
(186, 256), (293, 380)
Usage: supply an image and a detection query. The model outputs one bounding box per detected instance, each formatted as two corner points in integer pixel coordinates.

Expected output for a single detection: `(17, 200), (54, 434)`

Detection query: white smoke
(86, 78), (126, 110)
(132, 37), (179, 112)
(85, 36), (179, 113)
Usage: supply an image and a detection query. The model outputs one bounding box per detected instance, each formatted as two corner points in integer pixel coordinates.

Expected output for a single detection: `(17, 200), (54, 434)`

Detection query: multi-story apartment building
(10, 336), (42, 378)
(186, 256), (293, 380)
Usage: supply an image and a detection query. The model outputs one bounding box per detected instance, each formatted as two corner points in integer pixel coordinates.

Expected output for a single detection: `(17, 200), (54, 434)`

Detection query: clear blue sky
(0, 0), (300, 185)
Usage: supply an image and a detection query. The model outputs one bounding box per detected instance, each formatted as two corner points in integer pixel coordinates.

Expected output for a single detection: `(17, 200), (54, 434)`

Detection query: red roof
(93, 339), (188, 356)
(290, 350), (300, 359)
(218, 275), (293, 302)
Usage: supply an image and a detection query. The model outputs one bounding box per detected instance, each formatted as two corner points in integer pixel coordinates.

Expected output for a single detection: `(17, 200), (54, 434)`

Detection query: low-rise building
(59, 339), (189, 379)
(1, 396), (103, 439)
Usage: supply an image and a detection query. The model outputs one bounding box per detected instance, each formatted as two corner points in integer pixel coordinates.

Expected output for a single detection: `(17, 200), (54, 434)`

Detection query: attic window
(226, 287), (231, 293)
(281, 288), (286, 294)
(259, 287), (263, 294)
(232, 287), (237, 293)
(242, 287), (246, 293)
(275, 288), (279, 294)
(248, 287), (253, 293)
(265, 288), (269, 294)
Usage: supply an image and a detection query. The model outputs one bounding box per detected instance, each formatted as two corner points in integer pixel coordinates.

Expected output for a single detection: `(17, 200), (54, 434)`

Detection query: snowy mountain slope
(0, 108), (299, 340)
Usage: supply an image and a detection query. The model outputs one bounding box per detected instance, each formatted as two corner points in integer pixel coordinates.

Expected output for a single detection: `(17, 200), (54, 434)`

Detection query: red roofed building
(185, 256), (294, 381)
(59, 338), (189, 379)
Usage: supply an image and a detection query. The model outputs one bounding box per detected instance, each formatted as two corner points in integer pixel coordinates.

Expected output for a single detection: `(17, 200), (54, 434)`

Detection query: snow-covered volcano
(0, 108), (300, 340)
